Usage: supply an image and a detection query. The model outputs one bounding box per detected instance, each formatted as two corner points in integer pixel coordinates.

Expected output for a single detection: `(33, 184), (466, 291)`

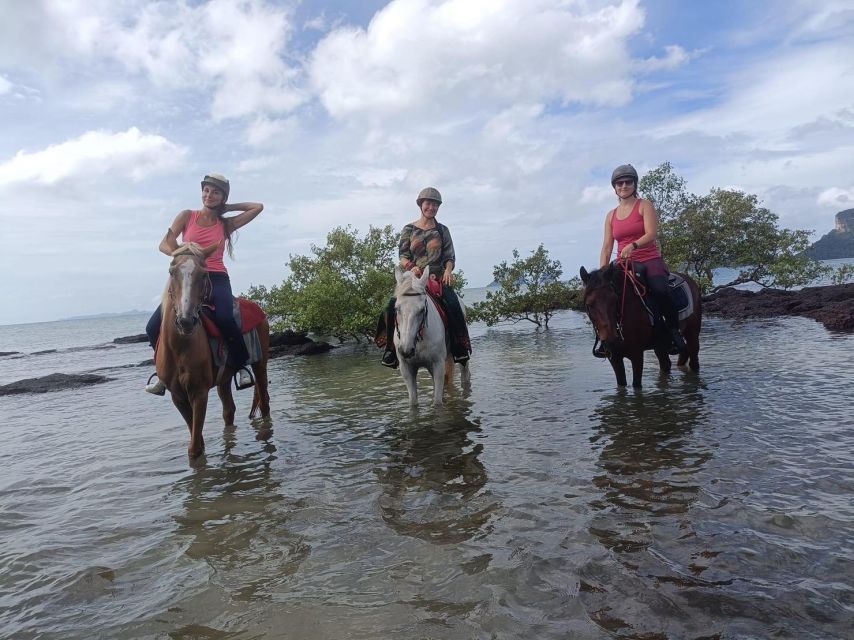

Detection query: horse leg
(459, 361), (471, 390)
(171, 390), (194, 430)
(432, 360), (446, 406)
(629, 352), (645, 388)
(217, 373), (236, 427)
(608, 355), (628, 387)
(401, 364), (418, 406)
(655, 347), (672, 376)
(443, 356), (454, 392)
(249, 360), (270, 419)
(188, 390), (209, 458)
(681, 327), (700, 372)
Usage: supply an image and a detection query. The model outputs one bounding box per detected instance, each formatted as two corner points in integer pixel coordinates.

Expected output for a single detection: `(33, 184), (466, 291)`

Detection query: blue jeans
(145, 272), (249, 368)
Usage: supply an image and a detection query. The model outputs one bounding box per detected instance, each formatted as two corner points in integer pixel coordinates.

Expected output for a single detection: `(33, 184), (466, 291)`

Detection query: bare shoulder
(639, 199), (658, 216)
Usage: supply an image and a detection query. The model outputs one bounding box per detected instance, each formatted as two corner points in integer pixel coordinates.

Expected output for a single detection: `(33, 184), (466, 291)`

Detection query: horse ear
(580, 266), (589, 284)
(394, 265), (404, 284)
(419, 267), (430, 285)
(201, 241), (220, 258)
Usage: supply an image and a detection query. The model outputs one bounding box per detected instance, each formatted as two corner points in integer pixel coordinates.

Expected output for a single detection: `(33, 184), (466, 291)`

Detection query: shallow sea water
(0, 310), (852, 639)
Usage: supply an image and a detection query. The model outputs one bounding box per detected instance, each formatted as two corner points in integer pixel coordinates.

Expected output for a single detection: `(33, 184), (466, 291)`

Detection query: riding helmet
(201, 173), (230, 201)
(610, 164), (638, 186)
(416, 187), (442, 207)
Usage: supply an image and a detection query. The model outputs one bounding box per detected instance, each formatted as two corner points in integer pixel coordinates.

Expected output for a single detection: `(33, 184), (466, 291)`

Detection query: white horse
(393, 265), (471, 406)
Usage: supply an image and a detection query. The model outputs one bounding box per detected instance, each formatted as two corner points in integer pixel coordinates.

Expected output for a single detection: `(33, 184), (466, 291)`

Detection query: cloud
(0, 127), (186, 187)
(309, 0), (660, 121)
(818, 186), (854, 208)
(0, 75), (12, 95)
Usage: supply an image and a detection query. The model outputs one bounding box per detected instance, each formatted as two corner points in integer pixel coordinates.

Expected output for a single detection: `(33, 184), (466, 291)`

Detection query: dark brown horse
(156, 243), (270, 458)
(580, 262), (701, 387)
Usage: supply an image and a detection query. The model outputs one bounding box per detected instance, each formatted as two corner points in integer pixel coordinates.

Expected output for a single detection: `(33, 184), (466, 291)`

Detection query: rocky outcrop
(0, 351), (20, 357)
(0, 373), (114, 396)
(268, 330), (333, 358)
(703, 283), (854, 332)
(113, 334), (149, 344)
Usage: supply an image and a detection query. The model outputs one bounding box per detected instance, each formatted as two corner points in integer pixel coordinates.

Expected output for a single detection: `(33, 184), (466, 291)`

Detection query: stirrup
(453, 353), (470, 364)
(234, 366), (255, 390)
(145, 372), (166, 396)
(381, 350), (399, 369)
(669, 331), (687, 355)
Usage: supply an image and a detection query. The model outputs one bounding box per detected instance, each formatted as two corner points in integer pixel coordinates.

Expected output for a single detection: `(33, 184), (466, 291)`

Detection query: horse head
(166, 242), (218, 335)
(580, 264), (622, 353)
(394, 265), (431, 360)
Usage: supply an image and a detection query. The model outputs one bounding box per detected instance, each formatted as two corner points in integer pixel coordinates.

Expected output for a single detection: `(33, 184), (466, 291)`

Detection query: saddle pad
(667, 274), (694, 321)
(208, 328), (263, 368)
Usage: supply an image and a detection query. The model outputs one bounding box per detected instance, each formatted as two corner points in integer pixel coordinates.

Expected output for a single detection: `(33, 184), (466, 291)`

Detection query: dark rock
(269, 341), (333, 359)
(113, 334), (149, 344)
(32, 349), (57, 355)
(0, 373), (114, 396)
(703, 283), (854, 332)
(269, 330), (312, 347)
(0, 351), (20, 357)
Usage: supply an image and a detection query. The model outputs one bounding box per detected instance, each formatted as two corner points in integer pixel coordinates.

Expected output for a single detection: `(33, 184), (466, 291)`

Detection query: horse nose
(177, 316), (196, 333)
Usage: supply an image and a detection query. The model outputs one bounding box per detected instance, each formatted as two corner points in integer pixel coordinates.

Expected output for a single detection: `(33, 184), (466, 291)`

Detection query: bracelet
(631, 242), (639, 250)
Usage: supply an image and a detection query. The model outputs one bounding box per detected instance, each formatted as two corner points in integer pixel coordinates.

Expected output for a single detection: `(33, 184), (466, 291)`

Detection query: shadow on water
(375, 399), (498, 545)
(580, 379), (724, 638)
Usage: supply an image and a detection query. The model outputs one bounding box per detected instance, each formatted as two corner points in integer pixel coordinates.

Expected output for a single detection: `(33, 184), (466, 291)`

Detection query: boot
(381, 349), (399, 368)
(145, 373), (166, 395)
(235, 366), (255, 390)
(669, 328), (687, 355)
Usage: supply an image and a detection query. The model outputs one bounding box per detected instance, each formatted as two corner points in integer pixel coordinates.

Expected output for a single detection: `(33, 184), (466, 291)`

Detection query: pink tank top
(611, 199), (661, 263)
(183, 211), (227, 273)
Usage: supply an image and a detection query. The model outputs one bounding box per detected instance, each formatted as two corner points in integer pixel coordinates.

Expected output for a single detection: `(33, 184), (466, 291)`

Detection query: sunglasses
(614, 179), (635, 187)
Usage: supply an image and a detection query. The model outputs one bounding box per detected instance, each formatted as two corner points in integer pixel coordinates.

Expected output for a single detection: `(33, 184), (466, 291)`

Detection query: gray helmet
(610, 164), (638, 186)
(201, 173), (230, 200)
(416, 187), (442, 207)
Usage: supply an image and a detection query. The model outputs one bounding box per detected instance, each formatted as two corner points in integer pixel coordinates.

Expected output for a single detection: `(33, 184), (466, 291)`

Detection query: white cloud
(0, 75), (12, 95)
(0, 128), (186, 187)
(818, 187), (854, 208)
(310, 0), (655, 120)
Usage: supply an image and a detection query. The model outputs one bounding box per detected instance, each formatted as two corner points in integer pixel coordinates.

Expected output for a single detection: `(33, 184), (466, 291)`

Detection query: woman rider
(378, 187), (471, 368)
(144, 174), (264, 394)
(598, 164), (686, 356)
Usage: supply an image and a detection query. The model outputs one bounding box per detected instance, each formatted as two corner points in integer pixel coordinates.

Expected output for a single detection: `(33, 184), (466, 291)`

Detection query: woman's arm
(224, 202), (264, 231)
(440, 224), (456, 286)
(159, 210), (191, 255)
(399, 225), (417, 272)
(599, 210), (615, 268)
(619, 200), (659, 260)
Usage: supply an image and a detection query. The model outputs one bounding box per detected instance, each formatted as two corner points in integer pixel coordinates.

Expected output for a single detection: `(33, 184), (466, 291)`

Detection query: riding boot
(660, 301), (686, 355)
(380, 303), (398, 368)
(442, 289), (471, 363)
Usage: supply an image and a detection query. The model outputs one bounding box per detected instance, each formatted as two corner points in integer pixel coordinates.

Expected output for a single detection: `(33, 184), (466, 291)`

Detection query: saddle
(616, 261), (694, 322)
(200, 297), (267, 367)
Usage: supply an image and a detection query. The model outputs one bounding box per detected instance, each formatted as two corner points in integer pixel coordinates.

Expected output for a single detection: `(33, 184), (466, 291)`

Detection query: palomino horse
(157, 243), (270, 458)
(580, 262), (701, 388)
(394, 266), (471, 406)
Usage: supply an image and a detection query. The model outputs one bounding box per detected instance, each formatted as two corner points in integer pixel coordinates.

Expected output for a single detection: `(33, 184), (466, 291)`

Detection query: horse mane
(584, 267), (613, 290)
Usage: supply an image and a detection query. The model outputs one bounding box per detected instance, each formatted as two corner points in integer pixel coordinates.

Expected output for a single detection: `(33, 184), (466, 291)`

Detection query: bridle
(168, 259), (212, 334)
(396, 291), (429, 342)
(586, 259), (654, 353)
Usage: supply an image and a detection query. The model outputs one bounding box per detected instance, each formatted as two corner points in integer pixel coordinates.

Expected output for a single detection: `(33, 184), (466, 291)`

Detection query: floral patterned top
(398, 222), (456, 277)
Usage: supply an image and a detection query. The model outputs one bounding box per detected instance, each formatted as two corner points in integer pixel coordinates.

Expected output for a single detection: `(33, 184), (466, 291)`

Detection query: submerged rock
(703, 283), (854, 332)
(268, 331), (333, 359)
(113, 334), (149, 344)
(0, 351), (20, 357)
(0, 373), (113, 395)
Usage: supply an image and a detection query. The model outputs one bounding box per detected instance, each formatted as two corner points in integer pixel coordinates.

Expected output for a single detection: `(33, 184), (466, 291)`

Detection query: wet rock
(0, 351), (20, 357)
(269, 330), (312, 347)
(267, 330), (333, 358)
(703, 283), (854, 332)
(0, 373), (113, 396)
(113, 334), (149, 344)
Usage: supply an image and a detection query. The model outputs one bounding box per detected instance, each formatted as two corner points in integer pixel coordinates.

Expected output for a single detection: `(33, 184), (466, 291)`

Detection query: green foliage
(831, 263), (854, 285)
(467, 245), (581, 328)
(246, 225), (399, 341)
(640, 164), (828, 292)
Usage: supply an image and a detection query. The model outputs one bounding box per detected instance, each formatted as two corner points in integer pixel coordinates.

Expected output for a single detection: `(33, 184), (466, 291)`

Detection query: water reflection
(171, 430), (310, 605)
(375, 403), (497, 544)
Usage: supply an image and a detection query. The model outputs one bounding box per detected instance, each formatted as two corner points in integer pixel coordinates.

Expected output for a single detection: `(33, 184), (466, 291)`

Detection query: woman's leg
(441, 287), (471, 362)
(146, 305), (162, 350)
(380, 296), (398, 367)
(209, 273), (250, 368)
(648, 275), (686, 353)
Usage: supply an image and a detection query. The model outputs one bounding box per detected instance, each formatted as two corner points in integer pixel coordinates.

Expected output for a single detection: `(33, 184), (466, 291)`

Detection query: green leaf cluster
(467, 245), (581, 328)
(639, 163), (830, 292)
(246, 225), (399, 341)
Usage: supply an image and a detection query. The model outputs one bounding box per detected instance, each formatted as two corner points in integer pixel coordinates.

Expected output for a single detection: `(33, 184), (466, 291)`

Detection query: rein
(168, 269), (212, 332)
(395, 291), (429, 342)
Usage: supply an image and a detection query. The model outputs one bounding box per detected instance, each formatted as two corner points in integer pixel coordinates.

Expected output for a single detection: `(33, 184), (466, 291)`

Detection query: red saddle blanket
(426, 278), (449, 328)
(201, 298), (267, 338)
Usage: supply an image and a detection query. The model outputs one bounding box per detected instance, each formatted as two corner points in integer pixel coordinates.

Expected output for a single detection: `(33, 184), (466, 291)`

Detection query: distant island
(807, 208), (854, 259)
(61, 310), (149, 321)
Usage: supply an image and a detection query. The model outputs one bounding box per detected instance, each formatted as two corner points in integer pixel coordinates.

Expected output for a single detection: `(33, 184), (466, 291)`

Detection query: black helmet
(610, 164), (638, 186)
(201, 173), (230, 201)
(416, 187), (442, 207)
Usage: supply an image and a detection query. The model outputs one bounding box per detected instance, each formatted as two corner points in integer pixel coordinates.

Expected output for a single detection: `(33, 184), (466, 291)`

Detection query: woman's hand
(442, 267), (454, 287)
(412, 266), (423, 277)
(620, 243), (635, 260)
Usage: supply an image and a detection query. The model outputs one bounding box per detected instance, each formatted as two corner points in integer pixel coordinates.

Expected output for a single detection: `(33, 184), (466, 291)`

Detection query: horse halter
(396, 291), (429, 342)
(168, 264), (212, 334)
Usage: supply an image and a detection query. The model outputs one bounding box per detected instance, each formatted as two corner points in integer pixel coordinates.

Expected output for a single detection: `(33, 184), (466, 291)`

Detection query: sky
(1, 0), (853, 325)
